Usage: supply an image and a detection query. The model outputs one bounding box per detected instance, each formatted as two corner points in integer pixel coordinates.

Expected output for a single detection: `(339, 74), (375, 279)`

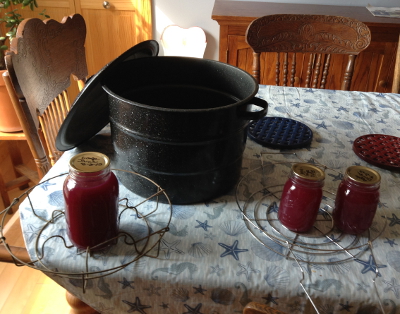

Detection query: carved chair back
(245, 14), (371, 90)
(5, 14), (88, 178)
(392, 34), (400, 93)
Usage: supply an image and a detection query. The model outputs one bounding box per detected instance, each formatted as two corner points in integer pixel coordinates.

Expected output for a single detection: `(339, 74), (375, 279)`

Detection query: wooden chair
(392, 34), (400, 93)
(243, 302), (288, 314)
(0, 13), (98, 314)
(245, 14), (371, 90)
(4, 13), (87, 179)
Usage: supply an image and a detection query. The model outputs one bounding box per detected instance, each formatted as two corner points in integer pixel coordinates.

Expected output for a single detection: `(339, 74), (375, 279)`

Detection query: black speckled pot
(102, 56), (267, 204)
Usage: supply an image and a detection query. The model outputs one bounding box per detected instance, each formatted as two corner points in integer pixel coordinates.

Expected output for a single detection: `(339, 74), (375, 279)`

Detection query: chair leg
(7, 141), (29, 190)
(0, 171), (11, 209)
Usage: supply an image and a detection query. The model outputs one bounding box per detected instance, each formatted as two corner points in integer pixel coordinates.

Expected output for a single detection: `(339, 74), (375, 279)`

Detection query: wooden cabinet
(19, 0), (152, 76)
(212, 1), (400, 92)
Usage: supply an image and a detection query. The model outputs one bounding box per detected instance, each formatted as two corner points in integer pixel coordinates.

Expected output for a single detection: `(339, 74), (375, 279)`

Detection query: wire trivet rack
(235, 152), (388, 314)
(0, 169), (172, 292)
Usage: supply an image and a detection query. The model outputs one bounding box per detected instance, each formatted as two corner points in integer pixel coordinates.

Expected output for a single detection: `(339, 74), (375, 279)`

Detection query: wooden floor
(0, 140), (71, 314)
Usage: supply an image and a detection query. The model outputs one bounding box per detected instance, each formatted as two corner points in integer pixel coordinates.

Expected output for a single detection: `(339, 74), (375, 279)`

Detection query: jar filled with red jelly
(278, 163), (325, 233)
(63, 152), (119, 251)
(333, 166), (380, 235)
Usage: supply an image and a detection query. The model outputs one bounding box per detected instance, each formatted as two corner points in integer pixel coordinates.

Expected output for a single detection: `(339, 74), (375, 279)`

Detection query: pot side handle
(237, 97), (268, 120)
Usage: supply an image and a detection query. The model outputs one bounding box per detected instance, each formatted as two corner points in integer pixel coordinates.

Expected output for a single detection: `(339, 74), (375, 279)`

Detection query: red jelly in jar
(63, 152), (119, 251)
(333, 166), (380, 235)
(278, 163), (325, 233)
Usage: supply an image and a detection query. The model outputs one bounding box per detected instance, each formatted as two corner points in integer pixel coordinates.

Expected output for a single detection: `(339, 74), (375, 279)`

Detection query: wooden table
(212, 0), (400, 93)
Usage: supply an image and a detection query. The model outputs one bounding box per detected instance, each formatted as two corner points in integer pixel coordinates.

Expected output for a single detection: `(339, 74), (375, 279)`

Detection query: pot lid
(55, 40), (159, 151)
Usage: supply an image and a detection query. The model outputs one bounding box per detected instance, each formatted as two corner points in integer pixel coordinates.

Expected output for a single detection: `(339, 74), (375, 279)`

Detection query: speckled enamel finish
(103, 57), (268, 204)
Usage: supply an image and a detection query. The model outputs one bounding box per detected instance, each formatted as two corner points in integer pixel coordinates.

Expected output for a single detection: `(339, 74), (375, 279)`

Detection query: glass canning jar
(278, 163), (325, 233)
(63, 152), (119, 251)
(333, 166), (380, 235)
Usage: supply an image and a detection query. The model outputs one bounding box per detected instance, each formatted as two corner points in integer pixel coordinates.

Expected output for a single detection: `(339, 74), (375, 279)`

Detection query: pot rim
(102, 56), (260, 113)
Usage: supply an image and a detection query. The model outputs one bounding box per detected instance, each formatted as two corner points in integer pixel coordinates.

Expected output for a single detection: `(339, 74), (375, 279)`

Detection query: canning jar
(63, 152), (119, 251)
(333, 166), (380, 235)
(278, 163), (325, 233)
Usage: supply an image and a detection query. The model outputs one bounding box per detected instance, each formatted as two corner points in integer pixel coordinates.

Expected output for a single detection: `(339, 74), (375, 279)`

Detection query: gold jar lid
(69, 152), (110, 173)
(292, 163), (325, 181)
(346, 166), (381, 185)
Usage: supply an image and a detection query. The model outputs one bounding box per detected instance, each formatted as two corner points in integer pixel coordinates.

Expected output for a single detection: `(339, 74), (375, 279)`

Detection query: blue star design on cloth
(195, 220), (212, 231)
(327, 172), (344, 181)
(356, 281), (369, 292)
(315, 121), (328, 129)
(24, 224), (46, 245)
(210, 264), (223, 276)
(118, 277), (134, 289)
(384, 238), (398, 247)
(383, 278), (400, 298)
(355, 254), (387, 276)
(193, 284), (207, 295)
(369, 107), (380, 114)
(337, 106), (349, 112)
(339, 301), (353, 311)
(266, 201), (279, 214)
(262, 293), (279, 305)
(39, 180), (56, 191)
(385, 213), (400, 227)
(159, 302), (169, 309)
(183, 303), (203, 314)
(391, 230), (400, 237)
(160, 239), (184, 259)
(236, 261), (260, 281)
(218, 240), (248, 260)
(122, 297), (151, 314)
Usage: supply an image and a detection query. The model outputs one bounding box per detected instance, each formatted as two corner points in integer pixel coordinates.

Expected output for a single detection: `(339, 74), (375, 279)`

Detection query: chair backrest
(5, 14), (88, 178)
(161, 24), (207, 58)
(245, 14), (371, 90)
(392, 33), (400, 93)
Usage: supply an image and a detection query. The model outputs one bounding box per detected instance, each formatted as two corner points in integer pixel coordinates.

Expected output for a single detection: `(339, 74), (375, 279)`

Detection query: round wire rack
(0, 169), (172, 289)
(235, 152), (388, 314)
(235, 152), (388, 264)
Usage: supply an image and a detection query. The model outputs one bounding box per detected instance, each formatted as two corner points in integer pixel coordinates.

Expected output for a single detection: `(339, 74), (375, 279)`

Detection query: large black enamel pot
(102, 56), (267, 204)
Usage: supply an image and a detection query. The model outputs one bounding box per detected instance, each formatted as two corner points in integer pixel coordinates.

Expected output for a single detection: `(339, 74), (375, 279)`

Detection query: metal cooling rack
(235, 152), (388, 314)
(0, 169), (172, 293)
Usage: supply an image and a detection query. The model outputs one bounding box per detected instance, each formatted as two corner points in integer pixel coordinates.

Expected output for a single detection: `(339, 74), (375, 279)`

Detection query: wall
(153, 0), (400, 60)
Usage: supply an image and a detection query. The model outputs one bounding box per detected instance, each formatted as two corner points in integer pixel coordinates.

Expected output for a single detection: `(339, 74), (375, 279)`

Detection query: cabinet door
(227, 35), (396, 92)
(17, 0), (76, 22)
(75, 0), (152, 75)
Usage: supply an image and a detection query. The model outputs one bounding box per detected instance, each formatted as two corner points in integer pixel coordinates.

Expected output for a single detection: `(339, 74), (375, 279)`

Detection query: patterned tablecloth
(17, 86), (400, 314)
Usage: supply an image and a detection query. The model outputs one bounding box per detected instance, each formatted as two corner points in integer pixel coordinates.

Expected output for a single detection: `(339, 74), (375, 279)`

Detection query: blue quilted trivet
(247, 117), (313, 149)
